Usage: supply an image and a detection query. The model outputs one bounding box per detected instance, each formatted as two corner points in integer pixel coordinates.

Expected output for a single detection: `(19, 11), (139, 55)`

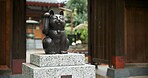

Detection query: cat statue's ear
(49, 10), (54, 15)
(60, 11), (64, 15)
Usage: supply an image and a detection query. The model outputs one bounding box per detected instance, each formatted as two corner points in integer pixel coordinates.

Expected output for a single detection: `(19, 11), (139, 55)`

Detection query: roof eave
(26, 2), (65, 7)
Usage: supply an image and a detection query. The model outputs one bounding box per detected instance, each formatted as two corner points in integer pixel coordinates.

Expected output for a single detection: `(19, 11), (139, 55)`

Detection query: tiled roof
(26, 0), (63, 4)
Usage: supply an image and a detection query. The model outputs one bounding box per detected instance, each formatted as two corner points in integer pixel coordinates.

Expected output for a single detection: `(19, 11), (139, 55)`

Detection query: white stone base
(22, 63), (95, 78)
(30, 53), (85, 67)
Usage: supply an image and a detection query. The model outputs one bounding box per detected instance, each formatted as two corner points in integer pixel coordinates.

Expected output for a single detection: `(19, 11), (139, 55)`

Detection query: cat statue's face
(49, 10), (65, 30)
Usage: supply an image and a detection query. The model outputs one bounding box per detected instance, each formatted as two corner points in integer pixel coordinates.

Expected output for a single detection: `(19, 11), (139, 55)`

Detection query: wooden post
(12, 0), (26, 74)
(111, 0), (125, 69)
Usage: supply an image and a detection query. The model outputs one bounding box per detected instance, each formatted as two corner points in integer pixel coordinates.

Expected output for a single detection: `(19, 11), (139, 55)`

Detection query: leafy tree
(66, 0), (88, 26)
(65, 0), (88, 44)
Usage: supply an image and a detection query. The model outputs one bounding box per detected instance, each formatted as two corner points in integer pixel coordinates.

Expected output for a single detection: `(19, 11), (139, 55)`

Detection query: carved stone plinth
(22, 53), (95, 78)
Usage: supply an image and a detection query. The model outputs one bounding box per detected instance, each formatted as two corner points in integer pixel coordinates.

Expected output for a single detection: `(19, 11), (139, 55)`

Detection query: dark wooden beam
(0, 0), (11, 74)
(125, 0), (148, 8)
(12, 0), (26, 74)
(111, 0), (125, 69)
(88, 0), (97, 64)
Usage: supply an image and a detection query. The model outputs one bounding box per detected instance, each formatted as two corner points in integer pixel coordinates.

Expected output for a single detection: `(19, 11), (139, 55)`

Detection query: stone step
(22, 63), (95, 78)
(30, 53), (85, 67)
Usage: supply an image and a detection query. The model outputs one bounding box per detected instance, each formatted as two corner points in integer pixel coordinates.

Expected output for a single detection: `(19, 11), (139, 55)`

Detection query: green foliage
(74, 24), (88, 44)
(65, 0), (88, 44)
(65, 26), (71, 37)
(66, 0), (88, 27)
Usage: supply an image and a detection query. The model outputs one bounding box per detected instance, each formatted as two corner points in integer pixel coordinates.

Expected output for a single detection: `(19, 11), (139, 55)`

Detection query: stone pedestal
(22, 53), (95, 78)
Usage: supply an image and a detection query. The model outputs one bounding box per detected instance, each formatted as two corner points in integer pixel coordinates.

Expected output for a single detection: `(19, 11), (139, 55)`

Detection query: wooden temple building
(26, 0), (65, 50)
(26, 0), (65, 20)
(0, 0), (148, 77)
(89, 0), (148, 77)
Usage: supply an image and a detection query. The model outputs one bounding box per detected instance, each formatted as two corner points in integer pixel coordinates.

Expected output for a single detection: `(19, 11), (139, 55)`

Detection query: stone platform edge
(30, 53), (85, 67)
(107, 67), (148, 78)
(22, 63), (96, 78)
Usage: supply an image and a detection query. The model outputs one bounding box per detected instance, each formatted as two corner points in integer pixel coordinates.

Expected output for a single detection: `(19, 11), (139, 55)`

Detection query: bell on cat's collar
(57, 22), (61, 25)
(57, 30), (61, 33)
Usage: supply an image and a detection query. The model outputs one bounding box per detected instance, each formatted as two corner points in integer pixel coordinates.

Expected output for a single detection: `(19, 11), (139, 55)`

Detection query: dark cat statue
(42, 10), (69, 54)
